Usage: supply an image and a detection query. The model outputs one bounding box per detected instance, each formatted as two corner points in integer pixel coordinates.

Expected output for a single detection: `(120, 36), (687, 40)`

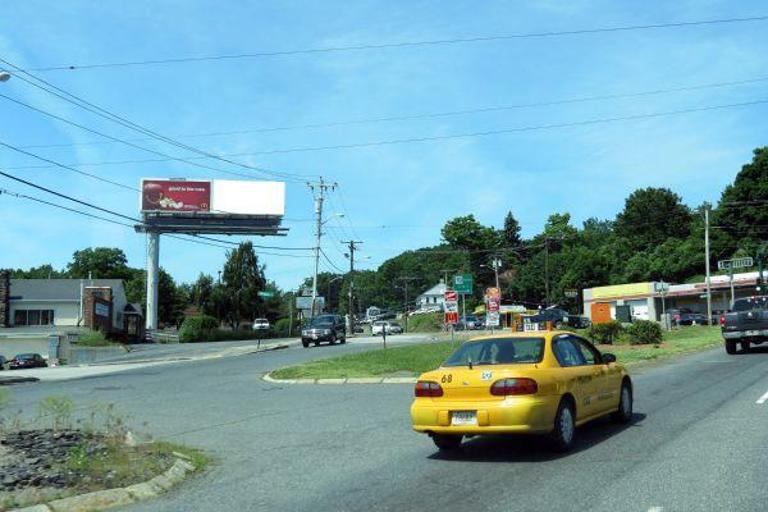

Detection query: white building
(416, 282), (448, 310)
(2, 278), (131, 331)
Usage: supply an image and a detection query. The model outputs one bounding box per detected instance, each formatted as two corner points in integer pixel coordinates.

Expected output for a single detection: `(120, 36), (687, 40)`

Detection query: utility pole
(705, 207), (713, 325)
(491, 256), (502, 291)
(343, 240), (363, 335)
(544, 238), (550, 307)
(396, 277), (418, 333)
(440, 269), (457, 286)
(307, 177), (336, 318)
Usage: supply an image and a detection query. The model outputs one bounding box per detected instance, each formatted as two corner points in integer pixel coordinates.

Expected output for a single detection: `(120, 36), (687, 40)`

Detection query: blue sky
(1, 0), (767, 291)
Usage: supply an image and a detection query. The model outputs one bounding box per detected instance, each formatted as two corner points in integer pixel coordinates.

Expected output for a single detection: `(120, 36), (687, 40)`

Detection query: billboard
(140, 179), (285, 216)
(141, 180), (211, 213)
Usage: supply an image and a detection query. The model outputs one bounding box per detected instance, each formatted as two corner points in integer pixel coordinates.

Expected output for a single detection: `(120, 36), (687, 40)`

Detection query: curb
(0, 376), (40, 386)
(263, 373), (416, 385)
(12, 458), (196, 512)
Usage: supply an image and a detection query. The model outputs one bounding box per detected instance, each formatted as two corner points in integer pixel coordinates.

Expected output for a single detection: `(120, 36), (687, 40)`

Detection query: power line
(16, 75), (768, 150)
(0, 57), (315, 183)
(24, 15), (768, 72)
(320, 248), (346, 273)
(8, 97), (765, 172)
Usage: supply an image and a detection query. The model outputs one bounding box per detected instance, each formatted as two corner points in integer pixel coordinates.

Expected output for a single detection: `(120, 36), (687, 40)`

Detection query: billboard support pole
(146, 231), (160, 332)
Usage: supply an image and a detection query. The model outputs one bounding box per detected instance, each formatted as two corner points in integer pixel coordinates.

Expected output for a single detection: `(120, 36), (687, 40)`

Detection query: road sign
(653, 282), (670, 293)
(718, 257), (754, 271)
(453, 274), (474, 294)
(564, 289), (579, 299)
(258, 291), (275, 299)
(444, 311), (459, 325)
(444, 290), (458, 302)
(296, 296), (325, 311)
(486, 311), (500, 327)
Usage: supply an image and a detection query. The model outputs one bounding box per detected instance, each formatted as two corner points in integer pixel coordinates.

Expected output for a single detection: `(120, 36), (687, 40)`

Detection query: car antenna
(468, 356), (473, 370)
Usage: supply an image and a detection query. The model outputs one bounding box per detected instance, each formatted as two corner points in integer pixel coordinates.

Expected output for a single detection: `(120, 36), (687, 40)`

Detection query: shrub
(625, 320), (663, 345)
(587, 321), (624, 345)
(179, 315), (219, 343)
(77, 329), (114, 347)
(274, 317), (300, 338)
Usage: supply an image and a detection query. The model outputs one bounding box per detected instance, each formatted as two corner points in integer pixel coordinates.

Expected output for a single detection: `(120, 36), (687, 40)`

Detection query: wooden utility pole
(396, 277), (418, 332)
(705, 207), (712, 325)
(342, 240), (363, 334)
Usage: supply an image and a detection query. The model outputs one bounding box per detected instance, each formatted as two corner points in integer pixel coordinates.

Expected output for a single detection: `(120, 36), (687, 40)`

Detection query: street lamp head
(0, 71), (11, 82)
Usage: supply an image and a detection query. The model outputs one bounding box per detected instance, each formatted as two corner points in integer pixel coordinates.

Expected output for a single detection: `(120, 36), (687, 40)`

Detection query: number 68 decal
(441, 374), (453, 383)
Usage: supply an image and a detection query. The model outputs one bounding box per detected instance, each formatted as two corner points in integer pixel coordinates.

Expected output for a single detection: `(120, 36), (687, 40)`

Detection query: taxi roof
(463, 330), (569, 342)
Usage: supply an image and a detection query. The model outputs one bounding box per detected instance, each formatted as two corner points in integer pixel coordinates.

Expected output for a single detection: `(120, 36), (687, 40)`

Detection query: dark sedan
(9, 353), (47, 370)
(669, 308), (708, 326)
(301, 314), (347, 347)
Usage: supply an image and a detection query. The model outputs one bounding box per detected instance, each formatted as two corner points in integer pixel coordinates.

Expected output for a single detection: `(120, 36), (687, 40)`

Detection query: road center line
(648, 507), (663, 512)
(756, 390), (768, 404)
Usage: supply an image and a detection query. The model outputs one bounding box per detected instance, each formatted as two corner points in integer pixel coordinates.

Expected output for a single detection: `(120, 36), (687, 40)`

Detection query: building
(0, 272), (142, 336)
(416, 282), (448, 310)
(582, 271), (767, 323)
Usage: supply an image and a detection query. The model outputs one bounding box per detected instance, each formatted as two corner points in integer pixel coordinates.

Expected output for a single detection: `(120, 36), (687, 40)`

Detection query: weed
(36, 395), (75, 431)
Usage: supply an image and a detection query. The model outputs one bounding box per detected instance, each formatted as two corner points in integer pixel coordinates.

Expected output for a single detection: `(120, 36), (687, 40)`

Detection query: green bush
(77, 329), (115, 347)
(274, 317), (300, 338)
(179, 315), (219, 343)
(407, 312), (443, 332)
(587, 321), (624, 345)
(625, 320), (663, 345)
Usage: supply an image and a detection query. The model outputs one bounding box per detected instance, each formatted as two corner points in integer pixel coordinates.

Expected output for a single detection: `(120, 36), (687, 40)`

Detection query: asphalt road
(5, 339), (768, 511)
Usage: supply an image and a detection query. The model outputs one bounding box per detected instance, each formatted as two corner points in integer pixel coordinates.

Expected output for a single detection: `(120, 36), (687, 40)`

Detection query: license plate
(745, 330), (761, 336)
(312, 334), (318, 339)
(451, 411), (477, 426)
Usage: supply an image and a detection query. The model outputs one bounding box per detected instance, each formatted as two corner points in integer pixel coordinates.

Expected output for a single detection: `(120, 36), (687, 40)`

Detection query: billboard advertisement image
(141, 179), (211, 212)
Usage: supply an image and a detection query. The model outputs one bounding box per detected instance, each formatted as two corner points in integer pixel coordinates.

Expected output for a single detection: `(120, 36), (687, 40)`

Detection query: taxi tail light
(414, 381), (443, 397)
(490, 378), (538, 396)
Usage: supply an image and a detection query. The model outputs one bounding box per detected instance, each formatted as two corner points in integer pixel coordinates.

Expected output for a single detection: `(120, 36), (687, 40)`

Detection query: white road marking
(648, 507), (663, 512)
(756, 390), (768, 404)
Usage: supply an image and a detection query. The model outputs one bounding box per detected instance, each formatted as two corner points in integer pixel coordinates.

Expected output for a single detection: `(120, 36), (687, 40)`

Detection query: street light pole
(0, 71), (11, 82)
(307, 178), (337, 318)
(705, 206), (713, 325)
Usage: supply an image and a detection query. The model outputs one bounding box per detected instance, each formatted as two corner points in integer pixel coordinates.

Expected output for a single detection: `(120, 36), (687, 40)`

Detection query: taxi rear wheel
(431, 434), (463, 451)
(547, 398), (575, 452)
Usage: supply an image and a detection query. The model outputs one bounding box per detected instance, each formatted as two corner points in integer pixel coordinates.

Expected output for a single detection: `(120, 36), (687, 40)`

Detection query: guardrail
(146, 331), (181, 344)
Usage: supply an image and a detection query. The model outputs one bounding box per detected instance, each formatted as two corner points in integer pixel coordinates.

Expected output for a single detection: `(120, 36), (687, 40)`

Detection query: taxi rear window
(443, 338), (544, 367)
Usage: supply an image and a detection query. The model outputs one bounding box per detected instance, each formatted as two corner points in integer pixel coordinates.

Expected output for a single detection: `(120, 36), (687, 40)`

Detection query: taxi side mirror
(602, 353), (617, 364)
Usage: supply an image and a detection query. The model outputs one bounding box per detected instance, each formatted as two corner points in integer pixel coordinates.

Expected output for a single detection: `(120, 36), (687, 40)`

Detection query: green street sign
(258, 291), (275, 299)
(453, 273), (474, 294)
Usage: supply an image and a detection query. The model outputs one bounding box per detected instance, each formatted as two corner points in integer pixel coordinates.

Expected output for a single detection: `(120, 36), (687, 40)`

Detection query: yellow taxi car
(410, 330), (632, 452)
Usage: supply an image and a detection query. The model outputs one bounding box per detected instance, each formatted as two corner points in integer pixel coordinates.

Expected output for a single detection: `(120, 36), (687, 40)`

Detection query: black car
(668, 308), (708, 326)
(530, 308), (590, 329)
(9, 353), (47, 370)
(0, 355), (6, 370)
(301, 314), (347, 347)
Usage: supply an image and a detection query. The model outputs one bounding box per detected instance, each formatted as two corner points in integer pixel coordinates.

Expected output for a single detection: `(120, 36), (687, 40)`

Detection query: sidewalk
(2, 339), (294, 383)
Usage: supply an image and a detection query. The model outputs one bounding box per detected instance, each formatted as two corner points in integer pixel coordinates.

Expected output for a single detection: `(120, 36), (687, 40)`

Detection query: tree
(502, 211), (522, 247)
(614, 187), (692, 251)
(190, 273), (215, 316)
(221, 242), (266, 330)
(67, 247), (131, 279)
(715, 147), (768, 255)
(10, 264), (66, 279)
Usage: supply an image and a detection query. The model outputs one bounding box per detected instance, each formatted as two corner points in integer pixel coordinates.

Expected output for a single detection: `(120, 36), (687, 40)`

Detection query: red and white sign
(141, 179), (211, 212)
(445, 311), (459, 325)
(444, 290), (458, 303)
(485, 287), (501, 326)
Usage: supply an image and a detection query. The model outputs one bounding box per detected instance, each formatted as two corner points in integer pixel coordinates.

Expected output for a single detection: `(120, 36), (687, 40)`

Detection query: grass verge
(270, 326), (723, 379)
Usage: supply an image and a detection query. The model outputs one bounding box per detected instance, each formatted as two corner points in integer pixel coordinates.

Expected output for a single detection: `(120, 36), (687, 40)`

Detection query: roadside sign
(444, 290), (458, 303)
(718, 257), (754, 271)
(484, 287), (501, 324)
(453, 274), (474, 294)
(653, 282), (670, 293)
(486, 311), (500, 327)
(445, 311), (459, 325)
(564, 289), (579, 299)
(258, 291), (275, 299)
(296, 296), (325, 311)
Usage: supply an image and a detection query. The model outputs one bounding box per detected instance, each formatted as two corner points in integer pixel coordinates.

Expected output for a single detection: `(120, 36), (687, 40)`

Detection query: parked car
(0, 355), (6, 370)
(372, 321), (403, 335)
(668, 308), (708, 326)
(301, 314), (346, 347)
(252, 318), (270, 331)
(455, 315), (484, 331)
(9, 353), (47, 370)
(530, 308), (590, 329)
(721, 296), (768, 354)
